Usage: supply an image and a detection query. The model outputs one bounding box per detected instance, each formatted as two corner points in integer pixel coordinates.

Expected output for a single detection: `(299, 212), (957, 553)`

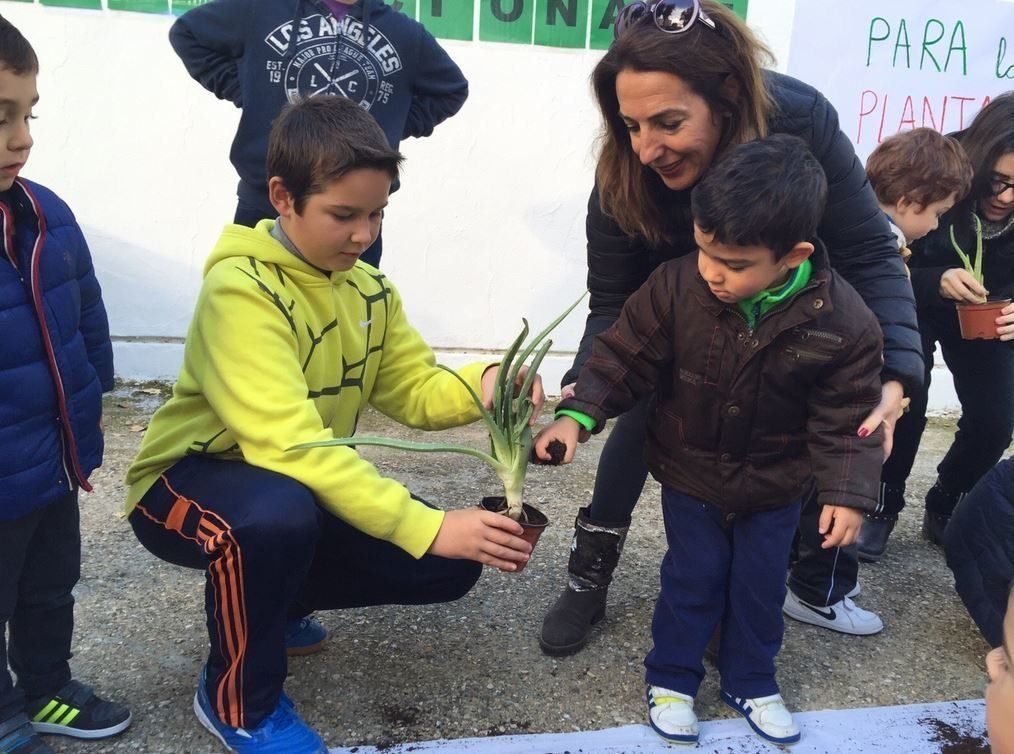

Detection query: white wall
(0, 0), (961, 409)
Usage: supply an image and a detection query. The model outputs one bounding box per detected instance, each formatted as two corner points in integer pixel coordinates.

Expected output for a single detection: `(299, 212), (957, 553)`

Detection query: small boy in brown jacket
(534, 134), (884, 747)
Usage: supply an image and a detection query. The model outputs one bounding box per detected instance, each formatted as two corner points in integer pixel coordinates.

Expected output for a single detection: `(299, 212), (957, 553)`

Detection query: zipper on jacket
(18, 180), (92, 492)
(793, 326), (844, 346)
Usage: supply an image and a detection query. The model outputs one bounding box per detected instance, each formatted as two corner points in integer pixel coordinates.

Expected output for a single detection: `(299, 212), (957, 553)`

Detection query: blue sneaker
(285, 616), (327, 657)
(193, 671), (326, 753)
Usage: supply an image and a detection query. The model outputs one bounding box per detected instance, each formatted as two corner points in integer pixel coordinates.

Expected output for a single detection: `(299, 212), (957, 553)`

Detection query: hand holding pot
(996, 302), (1014, 342)
(940, 268), (989, 304)
(427, 508), (532, 572)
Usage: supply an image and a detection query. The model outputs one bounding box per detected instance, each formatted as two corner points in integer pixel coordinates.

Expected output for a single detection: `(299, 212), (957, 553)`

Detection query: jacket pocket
(780, 327), (843, 364)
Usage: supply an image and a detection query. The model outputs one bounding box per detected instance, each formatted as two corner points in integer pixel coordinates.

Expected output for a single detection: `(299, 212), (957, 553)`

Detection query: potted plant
(290, 292), (586, 571)
(950, 214), (1012, 340)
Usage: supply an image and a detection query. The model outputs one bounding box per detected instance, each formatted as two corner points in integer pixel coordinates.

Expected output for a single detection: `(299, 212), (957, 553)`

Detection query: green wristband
(556, 408), (597, 432)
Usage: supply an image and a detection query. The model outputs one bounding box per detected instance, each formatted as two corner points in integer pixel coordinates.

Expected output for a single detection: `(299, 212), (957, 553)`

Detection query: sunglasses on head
(614, 0), (717, 39)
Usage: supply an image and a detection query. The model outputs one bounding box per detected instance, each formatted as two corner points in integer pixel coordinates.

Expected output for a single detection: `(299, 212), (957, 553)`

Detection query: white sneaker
(646, 686), (699, 744)
(783, 589), (883, 635)
(846, 582), (860, 599)
(720, 691), (800, 745)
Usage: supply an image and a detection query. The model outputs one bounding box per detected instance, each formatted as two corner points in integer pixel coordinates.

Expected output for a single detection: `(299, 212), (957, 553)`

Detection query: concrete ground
(46, 384), (998, 753)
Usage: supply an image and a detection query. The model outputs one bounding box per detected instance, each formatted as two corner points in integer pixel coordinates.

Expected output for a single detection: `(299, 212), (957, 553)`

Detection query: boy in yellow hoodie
(124, 96), (538, 754)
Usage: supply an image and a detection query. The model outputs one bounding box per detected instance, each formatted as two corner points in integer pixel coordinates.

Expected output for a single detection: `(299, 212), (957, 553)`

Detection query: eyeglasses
(614, 0), (717, 40)
(990, 177), (1014, 197)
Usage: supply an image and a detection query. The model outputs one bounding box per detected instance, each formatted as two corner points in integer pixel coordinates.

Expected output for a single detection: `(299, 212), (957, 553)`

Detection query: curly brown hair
(865, 128), (972, 208)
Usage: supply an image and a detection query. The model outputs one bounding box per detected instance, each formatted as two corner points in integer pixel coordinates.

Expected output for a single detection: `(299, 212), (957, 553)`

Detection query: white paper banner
(330, 698), (987, 754)
(787, 0), (1014, 163)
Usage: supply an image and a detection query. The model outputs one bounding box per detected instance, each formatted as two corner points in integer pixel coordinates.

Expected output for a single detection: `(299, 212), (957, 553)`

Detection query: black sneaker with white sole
(26, 681), (131, 739)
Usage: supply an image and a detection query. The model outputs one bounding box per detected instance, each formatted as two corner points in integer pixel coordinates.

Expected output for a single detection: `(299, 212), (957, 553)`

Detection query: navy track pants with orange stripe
(129, 455), (481, 729)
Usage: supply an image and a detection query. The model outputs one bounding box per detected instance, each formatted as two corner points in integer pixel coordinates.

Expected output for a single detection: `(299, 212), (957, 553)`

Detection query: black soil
(531, 439), (568, 465)
(920, 717), (990, 754)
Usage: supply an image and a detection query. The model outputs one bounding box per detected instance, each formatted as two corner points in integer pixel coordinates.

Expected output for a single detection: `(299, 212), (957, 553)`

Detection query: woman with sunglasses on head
(865, 92), (1014, 561)
(540, 0), (923, 657)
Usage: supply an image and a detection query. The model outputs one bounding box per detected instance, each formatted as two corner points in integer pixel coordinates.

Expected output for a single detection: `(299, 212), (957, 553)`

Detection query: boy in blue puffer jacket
(0, 17), (130, 754)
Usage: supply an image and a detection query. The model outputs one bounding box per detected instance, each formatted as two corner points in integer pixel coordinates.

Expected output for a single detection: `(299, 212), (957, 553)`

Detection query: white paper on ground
(330, 698), (987, 753)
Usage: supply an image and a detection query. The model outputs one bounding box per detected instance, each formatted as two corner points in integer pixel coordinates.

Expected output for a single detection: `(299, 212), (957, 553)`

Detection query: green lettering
(893, 18), (910, 68)
(998, 37), (1014, 79)
(867, 16), (890, 66)
(945, 21), (967, 75)
(920, 19), (944, 72)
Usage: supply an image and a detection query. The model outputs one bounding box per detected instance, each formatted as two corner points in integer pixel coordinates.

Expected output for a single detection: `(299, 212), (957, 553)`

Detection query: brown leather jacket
(560, 247), (885, 516)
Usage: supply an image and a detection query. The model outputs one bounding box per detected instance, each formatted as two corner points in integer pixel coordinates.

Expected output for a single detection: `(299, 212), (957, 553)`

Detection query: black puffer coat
(945, 457), (1014, 648)
(565, 70), (923, 393)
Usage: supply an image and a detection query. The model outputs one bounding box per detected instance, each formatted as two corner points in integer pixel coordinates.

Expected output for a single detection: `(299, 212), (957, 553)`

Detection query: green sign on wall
(533, 0), (589, 49)
(39, 0), (102, 9)
(108, 0), (168, 13)
(479, 0), (534, 44)
(21, 0), (748, 49)
(419, 0), (474, 40)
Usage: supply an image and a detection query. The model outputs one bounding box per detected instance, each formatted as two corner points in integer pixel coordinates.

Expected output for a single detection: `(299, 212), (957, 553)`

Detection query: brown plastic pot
(479, 496), (549, 572)
(955, 297), (1011, 340)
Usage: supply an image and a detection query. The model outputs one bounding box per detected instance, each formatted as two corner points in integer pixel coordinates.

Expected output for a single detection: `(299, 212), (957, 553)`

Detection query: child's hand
(818, 505), (863, 549)
(533, 417), (582, 464)
(427, 508), (532, 572)
(480, 365), (545, 426)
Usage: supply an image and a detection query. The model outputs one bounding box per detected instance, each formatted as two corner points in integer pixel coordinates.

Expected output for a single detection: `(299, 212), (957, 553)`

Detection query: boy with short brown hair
(866, 127), (973, 254)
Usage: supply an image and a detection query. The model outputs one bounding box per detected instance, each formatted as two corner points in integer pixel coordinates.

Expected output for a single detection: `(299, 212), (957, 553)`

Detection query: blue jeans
(645, 488), (801, 699)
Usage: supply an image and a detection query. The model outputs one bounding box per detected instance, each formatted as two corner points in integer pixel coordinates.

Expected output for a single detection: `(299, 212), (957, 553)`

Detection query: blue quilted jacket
(0, 178), (113, 520)
(945, 458), (1014, 648)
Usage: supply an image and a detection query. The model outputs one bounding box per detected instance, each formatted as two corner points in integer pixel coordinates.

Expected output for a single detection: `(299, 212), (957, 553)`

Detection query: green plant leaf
(505, 292), (588, 418)
(435, 364), (507, 449)
(289, 435), (506, 470)
(493, 319), (529, 434)
(950, 224), (974, 275)
(973, 213), (983, 283)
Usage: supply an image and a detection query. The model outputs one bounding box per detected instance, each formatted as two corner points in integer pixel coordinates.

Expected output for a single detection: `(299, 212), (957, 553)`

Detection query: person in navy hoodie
(169, 0), (468, 269)
(0, 17), (130, 754)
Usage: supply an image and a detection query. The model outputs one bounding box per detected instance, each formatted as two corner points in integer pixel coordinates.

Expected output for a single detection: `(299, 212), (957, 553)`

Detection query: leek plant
(950, 213), (986, 290)
(290, 292), (587, 522)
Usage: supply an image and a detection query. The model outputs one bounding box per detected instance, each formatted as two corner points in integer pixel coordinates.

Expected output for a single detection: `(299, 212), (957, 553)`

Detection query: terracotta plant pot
(955, 297), (1011, 340)
(479, 496), (549, 572)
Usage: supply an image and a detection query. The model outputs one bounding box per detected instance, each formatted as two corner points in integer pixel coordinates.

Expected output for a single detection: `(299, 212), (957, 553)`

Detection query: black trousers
(0, 492), (80, 723)
(234, 198), (383, 268)
(588, 399), (858, 606)
(881, 304), (1014, 516)
(129, 455), (480, 729)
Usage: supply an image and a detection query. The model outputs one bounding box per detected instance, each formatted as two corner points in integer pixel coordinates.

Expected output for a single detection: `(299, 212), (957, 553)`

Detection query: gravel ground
(45, 383), (998, 753)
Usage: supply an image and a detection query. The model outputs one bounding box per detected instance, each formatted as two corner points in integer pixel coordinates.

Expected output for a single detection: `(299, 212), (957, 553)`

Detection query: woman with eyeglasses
(867, 92), (1014, 561)
(540, 0), (922, 656)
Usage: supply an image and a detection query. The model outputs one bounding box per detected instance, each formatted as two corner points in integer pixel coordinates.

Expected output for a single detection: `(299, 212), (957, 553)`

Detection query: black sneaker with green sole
(26, 681), (130, 739)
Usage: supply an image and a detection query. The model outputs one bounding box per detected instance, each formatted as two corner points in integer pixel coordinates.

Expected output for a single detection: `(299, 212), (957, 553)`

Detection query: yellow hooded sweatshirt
(125, 221), (487, 558)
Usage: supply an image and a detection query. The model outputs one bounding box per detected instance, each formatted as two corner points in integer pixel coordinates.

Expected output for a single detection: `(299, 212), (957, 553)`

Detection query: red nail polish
(858, 428), (869, 438)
